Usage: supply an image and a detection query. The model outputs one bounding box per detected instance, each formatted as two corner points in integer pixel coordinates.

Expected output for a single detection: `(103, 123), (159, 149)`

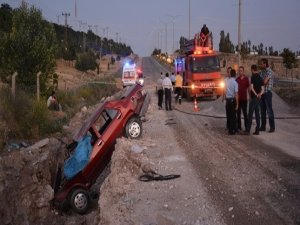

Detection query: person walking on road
(157, 72), (164, 110)
(162, 73), (173, 111)
(223, 66), (232, 130)
(259, 58), (275, 132)
(170, 72), (176, 87)
(245, 65), (264, 135)
(174, 72), (183, 104)
(224, 69), (239, 135)
(236, 66), (250, 131)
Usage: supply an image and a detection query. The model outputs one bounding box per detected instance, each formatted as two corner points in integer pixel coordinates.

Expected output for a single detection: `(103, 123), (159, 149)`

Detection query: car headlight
(191, 83), (195, 90)
(220, 81), (225, 88)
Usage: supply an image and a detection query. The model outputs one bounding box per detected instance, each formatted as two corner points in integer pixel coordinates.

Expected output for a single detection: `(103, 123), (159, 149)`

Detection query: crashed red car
(52, 84), (150, 214)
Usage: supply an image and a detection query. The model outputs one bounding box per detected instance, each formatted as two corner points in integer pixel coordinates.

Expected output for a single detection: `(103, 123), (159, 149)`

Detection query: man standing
(224, 69), (239, 135)
(245, 65), (264, 135)
(170, 72), (176, 89)
(174, 72), (183, 104)
(259, 58), (275, 132)
(162, 73), (173, 111)
(223, 66), (232, 130)
(156, 72), (164, 110)
(236, 66), (250, 131)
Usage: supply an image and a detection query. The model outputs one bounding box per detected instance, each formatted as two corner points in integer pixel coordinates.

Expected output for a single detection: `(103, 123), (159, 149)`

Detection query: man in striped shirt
(259, 58), (275, 133)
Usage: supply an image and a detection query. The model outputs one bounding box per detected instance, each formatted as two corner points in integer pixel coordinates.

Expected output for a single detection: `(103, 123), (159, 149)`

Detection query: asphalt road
(142, 56), (300, 225)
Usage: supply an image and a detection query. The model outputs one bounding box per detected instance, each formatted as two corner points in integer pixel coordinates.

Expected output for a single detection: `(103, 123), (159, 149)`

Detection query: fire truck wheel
(69, 188), (90, 214)
(125, 117), (142, 139)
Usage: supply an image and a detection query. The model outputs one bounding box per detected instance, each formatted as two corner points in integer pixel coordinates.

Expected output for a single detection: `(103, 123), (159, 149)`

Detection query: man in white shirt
(162, 73), (173, 110)
(156, 72), (164, 109)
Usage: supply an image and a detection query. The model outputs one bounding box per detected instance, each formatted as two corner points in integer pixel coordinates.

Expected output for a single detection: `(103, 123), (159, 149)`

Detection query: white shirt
(162, 77), (173, 89)
(225, 77), (238, 98)
(170, 74), (176, 82)
(157, 77), (163, 90)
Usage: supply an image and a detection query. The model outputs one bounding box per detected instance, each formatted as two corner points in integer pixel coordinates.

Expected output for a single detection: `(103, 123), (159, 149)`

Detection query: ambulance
(122, 62), (144, 87)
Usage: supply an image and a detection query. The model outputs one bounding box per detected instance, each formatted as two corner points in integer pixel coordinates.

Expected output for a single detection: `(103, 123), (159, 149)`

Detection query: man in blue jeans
(259, 58), (275, 133)
(245, 65), (264, 135)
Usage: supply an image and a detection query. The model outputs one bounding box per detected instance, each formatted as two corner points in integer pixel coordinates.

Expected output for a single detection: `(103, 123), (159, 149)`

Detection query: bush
(0, 88), (63, 139)
(75, 51), (97, 72)
(0, 79), (119, 142)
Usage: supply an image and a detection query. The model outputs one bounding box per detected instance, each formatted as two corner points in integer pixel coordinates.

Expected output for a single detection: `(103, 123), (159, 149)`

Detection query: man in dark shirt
(200, 24), (210, 47)
(236, 66), (250, 131)
(245, 65), (264, 135)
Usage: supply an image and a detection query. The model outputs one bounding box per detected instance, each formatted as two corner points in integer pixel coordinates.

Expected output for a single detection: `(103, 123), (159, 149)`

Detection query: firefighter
(200, 24), (210, 47)
(175, 72), (183, 104)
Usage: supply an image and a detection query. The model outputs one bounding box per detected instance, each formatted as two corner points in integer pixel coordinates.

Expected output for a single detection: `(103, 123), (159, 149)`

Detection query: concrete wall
(219, 53), (300, 79)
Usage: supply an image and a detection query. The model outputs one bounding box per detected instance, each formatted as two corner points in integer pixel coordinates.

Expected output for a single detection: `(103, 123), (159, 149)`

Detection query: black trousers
(157, 89), (163, 108)
(175, 87), (182, 101)
(164, 88), (172, 110)
(237, 99), (248, 130)
(226, 98), (237, 134)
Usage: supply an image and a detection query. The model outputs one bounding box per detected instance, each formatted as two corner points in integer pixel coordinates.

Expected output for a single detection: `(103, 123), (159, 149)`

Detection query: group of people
(157, 72), (183, 111)
(223, 58), (275, 135)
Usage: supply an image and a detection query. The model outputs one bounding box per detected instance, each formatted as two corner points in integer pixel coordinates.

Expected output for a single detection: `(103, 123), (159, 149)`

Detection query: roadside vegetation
(274, 83), (300, 108)
(0, 3), (124, 148)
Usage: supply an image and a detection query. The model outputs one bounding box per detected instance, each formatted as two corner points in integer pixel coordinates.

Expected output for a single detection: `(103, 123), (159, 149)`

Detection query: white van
(122, 63), (144, 87)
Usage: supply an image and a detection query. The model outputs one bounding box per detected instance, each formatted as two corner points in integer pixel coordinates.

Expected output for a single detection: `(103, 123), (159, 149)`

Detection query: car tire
(69, 188), (90, 214)
(125, 117), (142, 139)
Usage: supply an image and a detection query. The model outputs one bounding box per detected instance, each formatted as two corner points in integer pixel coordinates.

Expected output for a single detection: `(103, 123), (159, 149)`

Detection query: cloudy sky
(4, 0), (300, 56)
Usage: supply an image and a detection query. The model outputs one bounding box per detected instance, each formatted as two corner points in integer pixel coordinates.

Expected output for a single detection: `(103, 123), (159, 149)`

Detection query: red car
(53, 84), (150, 214)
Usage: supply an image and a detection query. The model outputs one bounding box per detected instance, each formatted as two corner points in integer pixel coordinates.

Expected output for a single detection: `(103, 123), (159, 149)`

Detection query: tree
(0, 4), (57, 93)
(280, 48), (298, 78)
(0, 4), (13, 33)
(75, 50), (97, 72)
(219, 31), (234, 53)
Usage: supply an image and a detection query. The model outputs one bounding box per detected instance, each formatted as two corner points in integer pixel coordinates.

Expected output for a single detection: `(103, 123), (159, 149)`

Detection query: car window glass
(94, 109), (118, 135)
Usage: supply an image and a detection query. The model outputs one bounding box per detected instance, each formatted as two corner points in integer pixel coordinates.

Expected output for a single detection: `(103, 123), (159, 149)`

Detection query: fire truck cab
(178, 32), (224, 100)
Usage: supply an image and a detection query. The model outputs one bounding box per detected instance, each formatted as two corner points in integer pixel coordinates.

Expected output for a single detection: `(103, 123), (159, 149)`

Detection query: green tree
(219, 31), (234, 53)
(0, 4), (57, 92)
(75, 50), (97, 72)
(0, 3), (13, 33)
(280, 48), (298, 78)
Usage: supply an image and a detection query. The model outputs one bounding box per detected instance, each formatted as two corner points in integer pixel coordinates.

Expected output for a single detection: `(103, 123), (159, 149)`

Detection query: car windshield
(190, 56), (220, 73)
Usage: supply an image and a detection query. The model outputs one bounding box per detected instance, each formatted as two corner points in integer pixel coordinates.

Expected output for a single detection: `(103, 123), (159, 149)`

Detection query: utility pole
(56, 14), (60, 24)
(238, 0), (242, 67)
(116, 32), (119, 43)
(21, 0), (26, 7)
(94, 25), (99, 47)
(106, 26), (109, 39)
(189, 0), (191, 39)
(80, 21), (87, 51)
(167, 14), (181, 53)
(62, 12), (70, 51)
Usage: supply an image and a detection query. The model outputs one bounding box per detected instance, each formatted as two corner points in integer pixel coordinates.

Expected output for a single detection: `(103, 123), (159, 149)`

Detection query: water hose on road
(173, 107), (300, 120)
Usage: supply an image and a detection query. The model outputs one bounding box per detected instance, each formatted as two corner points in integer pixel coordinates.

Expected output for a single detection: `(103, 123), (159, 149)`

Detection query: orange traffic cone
(193, 98), (199, 111)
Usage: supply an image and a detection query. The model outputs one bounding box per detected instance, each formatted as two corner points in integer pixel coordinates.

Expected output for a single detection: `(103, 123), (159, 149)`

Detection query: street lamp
(189, 0), (191, 39)
(166, 14), (182, 53)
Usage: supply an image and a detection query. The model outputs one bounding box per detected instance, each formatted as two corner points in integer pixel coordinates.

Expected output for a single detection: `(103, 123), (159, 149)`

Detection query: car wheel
(69, 188), (89, 214)
(125, 117), (142, 139)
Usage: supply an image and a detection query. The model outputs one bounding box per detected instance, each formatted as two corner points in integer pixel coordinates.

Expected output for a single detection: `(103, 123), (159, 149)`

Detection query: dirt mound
(0, 138), (65, 225)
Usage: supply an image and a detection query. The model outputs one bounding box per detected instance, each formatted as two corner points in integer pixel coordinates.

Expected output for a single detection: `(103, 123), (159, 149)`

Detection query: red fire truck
(175, 32), (224, 100)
